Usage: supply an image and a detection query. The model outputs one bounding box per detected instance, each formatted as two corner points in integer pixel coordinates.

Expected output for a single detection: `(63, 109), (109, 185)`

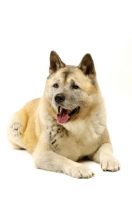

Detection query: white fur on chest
(64, 109), (106, 140)
(62, 110), (106, 158)
(39, 102), (106, 160)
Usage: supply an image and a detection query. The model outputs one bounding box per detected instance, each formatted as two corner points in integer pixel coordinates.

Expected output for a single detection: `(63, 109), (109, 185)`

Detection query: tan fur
(7, 51), (120, 178)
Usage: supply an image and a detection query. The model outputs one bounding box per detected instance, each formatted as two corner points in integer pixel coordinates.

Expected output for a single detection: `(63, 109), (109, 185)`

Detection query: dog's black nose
(55, 94), (65, 104)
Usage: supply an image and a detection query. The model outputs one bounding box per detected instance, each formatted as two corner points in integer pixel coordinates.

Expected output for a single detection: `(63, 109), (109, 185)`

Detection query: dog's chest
(48, 119), (103, 161)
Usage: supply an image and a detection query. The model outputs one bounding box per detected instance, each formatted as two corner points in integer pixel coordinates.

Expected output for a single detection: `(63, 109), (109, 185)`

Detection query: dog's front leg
(33, 134), (94, 178)
(91, 143), (120, 172)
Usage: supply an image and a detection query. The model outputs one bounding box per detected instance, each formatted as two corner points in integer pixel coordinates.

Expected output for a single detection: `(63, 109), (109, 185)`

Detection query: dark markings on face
(62, 70), (71, 81)
(70, 79), (77, 87)
(62, 67), (75, 81)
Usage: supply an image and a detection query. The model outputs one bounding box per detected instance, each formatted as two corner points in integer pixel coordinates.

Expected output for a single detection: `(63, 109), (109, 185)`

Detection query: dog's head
(44, 51), (100, 124)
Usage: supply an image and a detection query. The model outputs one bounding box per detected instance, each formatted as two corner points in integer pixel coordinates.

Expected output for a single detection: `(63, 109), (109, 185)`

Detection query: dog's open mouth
(57, 106), (80, 124)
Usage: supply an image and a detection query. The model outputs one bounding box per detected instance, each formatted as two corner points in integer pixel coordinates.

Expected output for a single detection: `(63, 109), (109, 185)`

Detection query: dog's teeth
(58, 106), (61, 113)
(60, 107), (63, 112)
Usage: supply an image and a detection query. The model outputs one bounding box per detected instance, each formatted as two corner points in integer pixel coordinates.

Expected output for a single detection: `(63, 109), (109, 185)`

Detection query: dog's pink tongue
(57, 109), (70, 124)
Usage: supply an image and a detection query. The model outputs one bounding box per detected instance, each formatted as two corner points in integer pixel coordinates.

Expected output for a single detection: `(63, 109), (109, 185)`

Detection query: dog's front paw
(101, 155), (120, 172)
(65, 164), (94, 179)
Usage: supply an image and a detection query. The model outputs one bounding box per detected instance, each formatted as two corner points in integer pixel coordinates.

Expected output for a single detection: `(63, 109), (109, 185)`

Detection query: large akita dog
(7, 51), (120, 178)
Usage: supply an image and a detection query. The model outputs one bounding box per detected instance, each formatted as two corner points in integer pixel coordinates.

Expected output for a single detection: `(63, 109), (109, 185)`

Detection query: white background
(0, 0), (132, 199)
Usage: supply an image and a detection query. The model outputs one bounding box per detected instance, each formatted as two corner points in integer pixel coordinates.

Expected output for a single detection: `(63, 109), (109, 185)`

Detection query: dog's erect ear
(78, 54), (96, 78)
(49, 51), (65, 74)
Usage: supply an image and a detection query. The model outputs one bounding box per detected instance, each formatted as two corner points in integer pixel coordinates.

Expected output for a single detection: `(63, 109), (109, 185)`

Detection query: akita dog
(7, 51), (120, 178)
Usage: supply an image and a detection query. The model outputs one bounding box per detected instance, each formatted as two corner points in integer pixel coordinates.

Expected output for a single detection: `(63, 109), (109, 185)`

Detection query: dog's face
(44, 51), (100, 124)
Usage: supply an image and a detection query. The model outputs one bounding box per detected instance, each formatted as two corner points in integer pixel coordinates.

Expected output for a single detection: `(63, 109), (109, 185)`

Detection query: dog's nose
(55, 94), (65, 104)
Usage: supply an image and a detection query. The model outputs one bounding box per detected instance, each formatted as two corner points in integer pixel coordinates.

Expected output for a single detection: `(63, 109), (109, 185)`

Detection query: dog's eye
(53, 83), (59, 88)
(72, 84), (79, 89)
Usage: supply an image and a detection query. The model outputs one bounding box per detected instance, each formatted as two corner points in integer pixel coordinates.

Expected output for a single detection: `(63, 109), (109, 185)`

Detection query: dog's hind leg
(7, 109), (28, 149)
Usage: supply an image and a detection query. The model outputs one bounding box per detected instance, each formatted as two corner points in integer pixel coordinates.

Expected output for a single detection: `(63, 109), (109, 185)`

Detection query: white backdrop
(0, 1), (132, 200)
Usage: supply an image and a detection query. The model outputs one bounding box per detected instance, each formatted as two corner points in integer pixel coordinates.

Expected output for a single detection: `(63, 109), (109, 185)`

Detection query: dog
(7, 51), (120, 178)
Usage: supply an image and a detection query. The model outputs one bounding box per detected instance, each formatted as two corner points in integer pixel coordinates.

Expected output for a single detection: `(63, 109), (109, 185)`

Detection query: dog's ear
(78, 54), (96, 79)
(49, 51), (65, 74)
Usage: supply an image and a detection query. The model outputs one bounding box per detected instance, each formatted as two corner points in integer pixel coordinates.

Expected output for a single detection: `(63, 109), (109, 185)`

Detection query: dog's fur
(7, 51), (120, 178)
